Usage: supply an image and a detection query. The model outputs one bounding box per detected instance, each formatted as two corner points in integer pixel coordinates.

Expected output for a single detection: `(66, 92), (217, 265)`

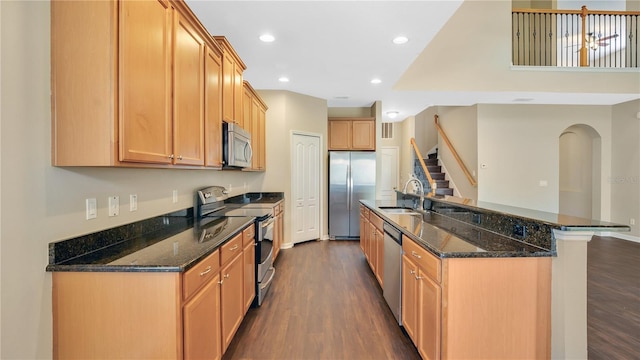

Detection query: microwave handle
(245, 140), (253, 163)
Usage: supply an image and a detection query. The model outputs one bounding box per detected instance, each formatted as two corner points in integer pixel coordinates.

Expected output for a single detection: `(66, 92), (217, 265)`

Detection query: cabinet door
(220, 254), (243, 352)
(250, 98), (260, 169)
(205, 46), (223, 168)
(183, 274), (221, 360)
(173, 12), (205, 166)
(221, 52), (234, 124)
(257, 106), (267, 170)
(119, 0), (173, 164)
(352, 120), (375, 150)
(233, 66), (244, 127)
(402, 255), (418, 343)
(375, 228), (384, 287)
(418, 270), (441, 360)
(328, 120), (352, 150)
(359, 210), (366, 252)
(243, 242), (255, 312)
(369, 222), (377, 272)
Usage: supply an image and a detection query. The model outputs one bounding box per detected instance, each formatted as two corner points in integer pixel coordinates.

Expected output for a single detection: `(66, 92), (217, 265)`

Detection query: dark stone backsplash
(49, 208), (193, 265)
(397, 193), (554, 252)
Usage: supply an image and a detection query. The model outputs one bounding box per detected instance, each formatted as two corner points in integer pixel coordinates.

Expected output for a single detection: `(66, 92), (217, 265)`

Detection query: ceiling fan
(585, 32), (619, 50)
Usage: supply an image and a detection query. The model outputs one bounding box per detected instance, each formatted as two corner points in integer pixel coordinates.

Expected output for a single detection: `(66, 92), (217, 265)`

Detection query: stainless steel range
(195, 186), (275, 306)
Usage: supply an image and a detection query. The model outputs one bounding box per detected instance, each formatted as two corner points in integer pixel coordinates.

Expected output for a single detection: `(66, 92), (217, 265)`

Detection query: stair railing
(512, 5), (640, 68)
(434, 115), (478, 187)
(410, 138), (436, 196)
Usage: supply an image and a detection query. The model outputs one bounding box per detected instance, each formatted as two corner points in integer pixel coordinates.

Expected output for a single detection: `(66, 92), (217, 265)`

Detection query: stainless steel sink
(380, 207), (421, 215)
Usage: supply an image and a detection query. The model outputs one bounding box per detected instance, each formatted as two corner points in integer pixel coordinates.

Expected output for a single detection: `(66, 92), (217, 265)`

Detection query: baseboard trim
(596, 231), (640, 244)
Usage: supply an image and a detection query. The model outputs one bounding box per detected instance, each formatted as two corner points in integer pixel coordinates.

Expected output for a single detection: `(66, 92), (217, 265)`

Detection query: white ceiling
(186, 1), (640, 122)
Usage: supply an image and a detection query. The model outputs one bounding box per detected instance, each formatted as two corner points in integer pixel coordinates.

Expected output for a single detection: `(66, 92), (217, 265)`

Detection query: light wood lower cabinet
(184, 273), (222, 360)
(220, 244), (244, 353)
(52, 226), (256, 360)
(359, 206), (383, 287)
(273, 202), (284, 261)
(242, 226), (256, 313)
(401, 234), (551, 360)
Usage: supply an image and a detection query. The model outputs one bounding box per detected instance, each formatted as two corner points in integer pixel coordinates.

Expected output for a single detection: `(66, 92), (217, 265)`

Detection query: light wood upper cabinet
(242, 81), (268, 171)
(119, 0), (174, 164)
(172, 10), (205, 166)
(328, 119), (352, 150)
(205, 45), (224, 168)
(214, 36), (246, 127)
(328, 117), (375, 151)
(51, 0), (229, 169)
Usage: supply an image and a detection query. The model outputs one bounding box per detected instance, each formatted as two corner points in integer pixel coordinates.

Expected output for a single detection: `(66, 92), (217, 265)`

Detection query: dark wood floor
(222, 236), (639, 360)
(587, 236), (640, 360)
(222, 240), (420, 360)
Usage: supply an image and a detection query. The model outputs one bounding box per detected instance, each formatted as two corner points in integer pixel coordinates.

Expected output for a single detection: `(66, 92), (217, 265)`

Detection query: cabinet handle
(415, 275), (423, 280)
(224, 274), (230, 279)
(409, 270), (415, 275)
(199, 266), (212, 276)
(229, 244), (239, 251)
(218, 279), (224, 285)
(411, 251), (422, 259)
(168, 154), (174, 159)
(177, 155), (183, 160)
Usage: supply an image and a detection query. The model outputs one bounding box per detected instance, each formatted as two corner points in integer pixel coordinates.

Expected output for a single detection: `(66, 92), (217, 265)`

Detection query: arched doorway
(559, 124), (602, 219)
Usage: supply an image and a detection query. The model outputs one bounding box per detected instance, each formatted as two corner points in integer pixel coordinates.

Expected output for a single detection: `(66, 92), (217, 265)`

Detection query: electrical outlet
(130, 194), (137, 212)
(86, 198), (97, 220)
(172, 190), (178, 203)
(513, 223), (526, 238)
(108, 196), (119, 217)
(631, 218), (636, 226)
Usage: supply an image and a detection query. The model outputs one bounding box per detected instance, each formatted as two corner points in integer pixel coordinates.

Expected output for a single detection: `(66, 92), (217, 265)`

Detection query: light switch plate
(86, 198), (97, 220)
(130, 194), (137, 212)
(108, 196), (119, 217)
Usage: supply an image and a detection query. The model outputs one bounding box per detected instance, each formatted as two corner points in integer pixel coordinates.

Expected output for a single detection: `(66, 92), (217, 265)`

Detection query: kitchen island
(361, 192), (629, 360)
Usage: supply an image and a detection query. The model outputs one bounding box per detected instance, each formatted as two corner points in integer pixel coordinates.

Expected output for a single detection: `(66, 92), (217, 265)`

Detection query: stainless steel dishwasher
(383, 222), (402, 325)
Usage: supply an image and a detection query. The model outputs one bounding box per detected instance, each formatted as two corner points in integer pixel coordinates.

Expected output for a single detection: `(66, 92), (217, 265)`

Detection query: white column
(551, 230), (593, 360)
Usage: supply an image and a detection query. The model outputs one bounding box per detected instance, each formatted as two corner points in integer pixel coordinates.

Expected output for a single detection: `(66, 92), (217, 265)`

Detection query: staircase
(414, 152), (454, 196)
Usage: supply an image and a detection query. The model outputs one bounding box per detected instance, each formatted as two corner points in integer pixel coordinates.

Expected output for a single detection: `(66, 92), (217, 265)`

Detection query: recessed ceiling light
(259, 34), (275, 43)
(393, 36), (409, 45)
(278, 77), (289, 83)
(370, 78), (382, 84)
(387, 111), (399, 119)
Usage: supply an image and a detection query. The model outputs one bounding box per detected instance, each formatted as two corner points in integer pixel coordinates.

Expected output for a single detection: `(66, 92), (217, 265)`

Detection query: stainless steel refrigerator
(329, 151), (376, 239)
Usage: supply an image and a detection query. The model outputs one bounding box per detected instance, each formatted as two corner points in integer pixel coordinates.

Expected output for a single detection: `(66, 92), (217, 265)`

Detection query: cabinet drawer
(184, 249), (220, 300)
(220, 232), (243, 266)
(243, 225), (255, 247)
(369, 212), (384, 231)
(403, 236), (441, 283)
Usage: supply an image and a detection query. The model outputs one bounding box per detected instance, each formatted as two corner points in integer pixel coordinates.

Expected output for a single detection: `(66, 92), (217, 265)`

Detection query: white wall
(258, 90), (328, 243)
(611, 99), (640, 237)
(434, 106), (479, 199)
(477, 104), (613, 216)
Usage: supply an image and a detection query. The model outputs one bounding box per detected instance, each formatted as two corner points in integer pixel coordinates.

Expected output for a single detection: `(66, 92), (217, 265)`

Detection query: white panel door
(292, 133), (320, 244)
(378, 146), (399, 203)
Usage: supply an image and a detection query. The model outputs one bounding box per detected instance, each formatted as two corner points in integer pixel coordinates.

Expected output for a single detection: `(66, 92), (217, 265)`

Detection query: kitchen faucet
(402, 174), (424, 209)
(402, 174), (424, 196)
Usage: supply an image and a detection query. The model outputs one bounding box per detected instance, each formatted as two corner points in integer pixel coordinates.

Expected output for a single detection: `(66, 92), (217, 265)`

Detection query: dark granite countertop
(424, 194), (631, 232)
(46, 208), (254, 273)
(361, 200), (554, 258)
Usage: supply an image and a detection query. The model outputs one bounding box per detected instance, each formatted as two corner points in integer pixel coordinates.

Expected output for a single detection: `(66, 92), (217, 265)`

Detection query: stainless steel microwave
(223, 122), (252, 168)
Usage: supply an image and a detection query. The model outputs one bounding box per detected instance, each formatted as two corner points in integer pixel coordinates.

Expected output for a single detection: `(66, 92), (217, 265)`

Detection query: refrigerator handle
(348, 163), (353, 211)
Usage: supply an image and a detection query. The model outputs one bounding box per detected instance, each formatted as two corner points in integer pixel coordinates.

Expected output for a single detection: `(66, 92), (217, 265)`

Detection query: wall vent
(382, 122), (394, 139)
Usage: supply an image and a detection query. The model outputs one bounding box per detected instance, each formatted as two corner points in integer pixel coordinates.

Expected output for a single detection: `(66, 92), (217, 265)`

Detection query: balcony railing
(512, 6), (640, 67)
